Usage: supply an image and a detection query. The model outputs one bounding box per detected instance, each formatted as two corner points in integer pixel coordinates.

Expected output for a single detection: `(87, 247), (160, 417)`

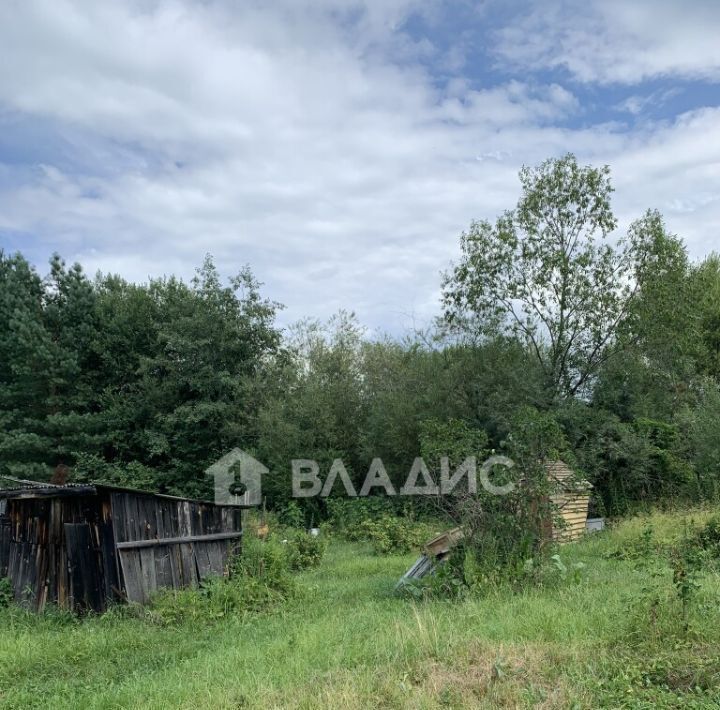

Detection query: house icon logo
(205, 448), (268, 506)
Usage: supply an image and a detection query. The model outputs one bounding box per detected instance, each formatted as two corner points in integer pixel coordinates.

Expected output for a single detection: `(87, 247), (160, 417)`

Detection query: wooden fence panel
(111, 490), (242, 603)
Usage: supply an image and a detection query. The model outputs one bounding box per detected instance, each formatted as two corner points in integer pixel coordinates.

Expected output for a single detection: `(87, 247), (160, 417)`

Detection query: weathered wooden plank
(65, 523), (104, 613)
(139, 495), (158, 540)
(193, 542), (213, 578)
(424, 528), (463, 557)
(115, 531), (243, 550)
(118, 549), (146, 604)
(98, 519), (120, 602)
(179, 501), (192, 539)
(47, 540), (57, 605)
(154, 547), (173, 589)
(179, 543), (198, 588)
(35, 540), (49, 611)
(170, 542), (183, 588)
(126, 494), (142, 542)
(139, 547), (157, 599)
(213, 541), (227, 576)
(0, 517), (10, 577)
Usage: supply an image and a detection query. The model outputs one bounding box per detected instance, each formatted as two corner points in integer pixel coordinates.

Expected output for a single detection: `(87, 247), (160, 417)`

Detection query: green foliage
(419, 418), (488, 472)
(71, 453), (160, 490)
(284, 530), (326, 570)
(357, 516), (434, 555)
(0, 251), (280, 497)
(606, 517), (716, 641)
(231, 534), (294, 589)
(426, 407), (568, 591)
(676, 384), (720, 499)
(1, 509), (720, 708)
(443, 154), (644, 400)
(325, 497), (400, 540)
(4, 156), (720, 522)
(278, 500), (306, 528)
(0, 577), (12, 608)
(695, 254), (720, 380)
(504, 405), (569, 463)
(693, 515), (720, 556)
(326, 497), (435, 555)
(255, 312), (366, 510)
(149, 536), (295, 624)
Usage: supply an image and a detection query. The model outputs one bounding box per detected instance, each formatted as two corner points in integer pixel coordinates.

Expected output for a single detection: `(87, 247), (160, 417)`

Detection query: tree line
(2, 154), (720, 518)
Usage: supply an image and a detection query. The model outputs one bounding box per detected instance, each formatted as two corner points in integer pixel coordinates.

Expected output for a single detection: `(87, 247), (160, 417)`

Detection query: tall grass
(1, 507), (719, 708)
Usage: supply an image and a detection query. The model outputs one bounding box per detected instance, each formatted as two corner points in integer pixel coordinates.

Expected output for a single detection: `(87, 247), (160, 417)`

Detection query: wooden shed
(0, 482), (249, 613)
(545, 460), (592, 542)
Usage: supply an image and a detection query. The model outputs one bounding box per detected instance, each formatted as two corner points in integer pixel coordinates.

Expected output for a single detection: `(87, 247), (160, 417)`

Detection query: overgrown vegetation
(1, 509), (719, 708)
(140, 536), (297, 624)
(284, 529), (326, 571)
(0, 577), (12, 608)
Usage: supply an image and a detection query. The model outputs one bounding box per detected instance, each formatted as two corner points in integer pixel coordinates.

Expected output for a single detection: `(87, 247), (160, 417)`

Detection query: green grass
(2, 509), (720, 708)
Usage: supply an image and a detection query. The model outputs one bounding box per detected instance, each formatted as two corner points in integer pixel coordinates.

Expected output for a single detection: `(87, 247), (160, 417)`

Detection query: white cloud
(0, 0), (719, 335)
(495, 0), (720, 84)
(615, 88), (682, 116)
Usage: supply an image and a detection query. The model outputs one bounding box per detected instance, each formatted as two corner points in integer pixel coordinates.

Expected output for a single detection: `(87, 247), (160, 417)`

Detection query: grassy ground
(1, 508), (720, 709)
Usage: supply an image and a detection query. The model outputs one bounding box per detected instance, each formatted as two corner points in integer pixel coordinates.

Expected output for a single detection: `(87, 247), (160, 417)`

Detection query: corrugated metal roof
(0, 477), (253, 508)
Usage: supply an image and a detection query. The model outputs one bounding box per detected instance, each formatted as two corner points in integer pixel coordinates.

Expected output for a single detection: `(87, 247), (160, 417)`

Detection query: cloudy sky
(1, 0), (719, 334)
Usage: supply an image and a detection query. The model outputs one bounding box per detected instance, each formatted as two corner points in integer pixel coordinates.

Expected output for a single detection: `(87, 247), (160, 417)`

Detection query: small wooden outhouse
(544, 460), (592, 542)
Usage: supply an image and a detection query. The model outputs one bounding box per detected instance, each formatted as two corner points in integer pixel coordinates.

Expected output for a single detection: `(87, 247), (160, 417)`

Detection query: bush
(285, 530), (325, 570)
(148, 536), (296, 624)
(0, 577), (12, 608)
(421, 408), (566, 593)
(614, 519), (715, 641)
(278, 501), (305, 528)
(695, 515), (720, 556)
(357, 516), (434, 555)
(325, 497), (398, 540)
(230, 535), (294, 590)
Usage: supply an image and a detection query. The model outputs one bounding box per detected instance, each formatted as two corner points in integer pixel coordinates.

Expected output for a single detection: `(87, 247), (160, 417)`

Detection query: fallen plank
(396, 527), (465, 590)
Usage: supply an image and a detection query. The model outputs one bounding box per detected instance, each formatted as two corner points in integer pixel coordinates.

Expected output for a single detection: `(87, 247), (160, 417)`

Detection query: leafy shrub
(695, 515), (720, 555)
(413, 408), (569, 594)
(285, 530), (325, 570)
(399, 556), (470, 601)
(230, 535), (294, 590)
(148, 536), (295, 624)
(357, 516), (434, 555)
(606, 516), (720, 564)
(619, 521), (712, 641)
(0, 577), (12, 608)
(418, 418), (489, 478)
(325, 497), (398, 540)
(604, 522), (661, 561)
(278, 501), (305, 528)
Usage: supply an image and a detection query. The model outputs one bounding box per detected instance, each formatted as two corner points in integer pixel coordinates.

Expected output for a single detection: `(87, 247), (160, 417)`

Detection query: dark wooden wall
(108, 491), (242, 604)
(1, 488), (243, 612)
(0, 507), (10, 578)
(2, 494), (120, 613)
